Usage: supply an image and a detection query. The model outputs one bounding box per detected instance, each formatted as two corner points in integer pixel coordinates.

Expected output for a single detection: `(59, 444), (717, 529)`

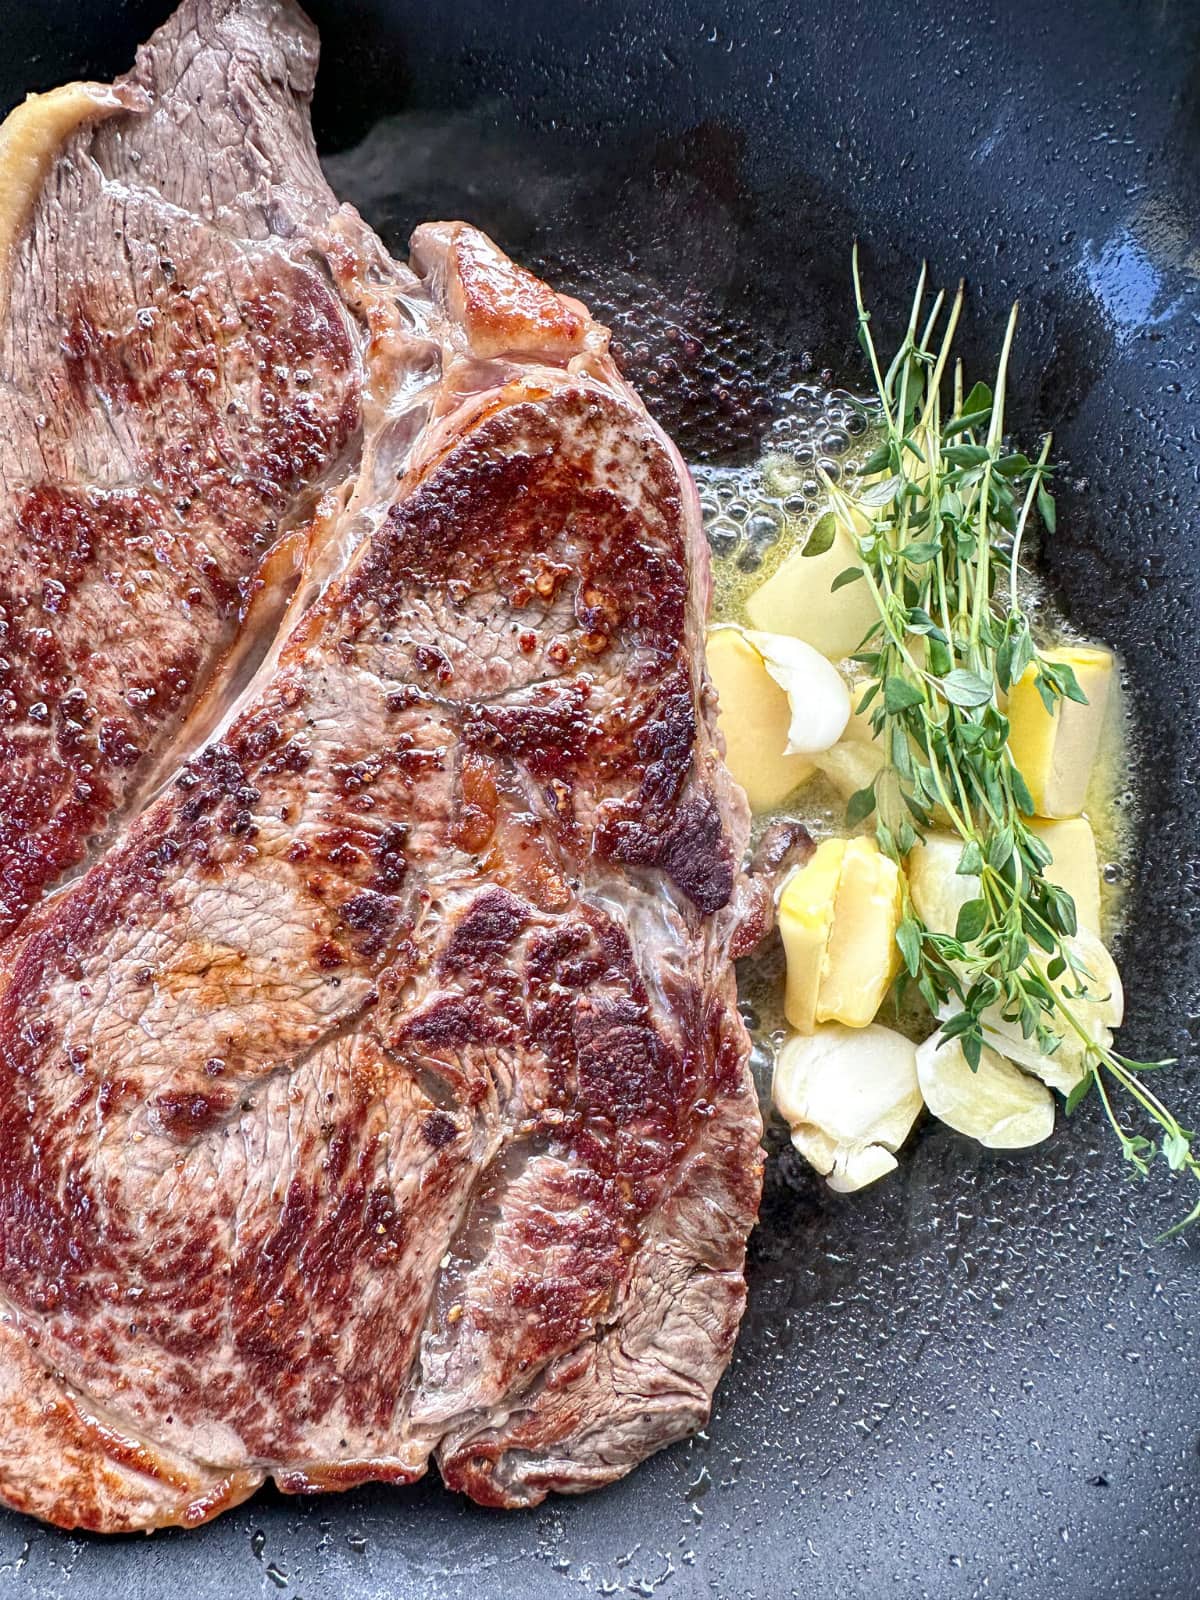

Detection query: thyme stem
(837, 257), (1199, 1235)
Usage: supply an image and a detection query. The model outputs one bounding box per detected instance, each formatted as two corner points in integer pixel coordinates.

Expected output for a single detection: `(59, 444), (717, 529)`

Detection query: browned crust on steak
(414, 225), (590, 361)
(0, 0), (403, 940)
(0, 1319), (263, 1532)
(0, 366), (761, 1527)
(0, 2), (762, 1536)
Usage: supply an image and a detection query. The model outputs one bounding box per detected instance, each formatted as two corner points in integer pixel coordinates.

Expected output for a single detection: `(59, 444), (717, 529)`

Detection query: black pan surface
(1, 2), (1198, 1596)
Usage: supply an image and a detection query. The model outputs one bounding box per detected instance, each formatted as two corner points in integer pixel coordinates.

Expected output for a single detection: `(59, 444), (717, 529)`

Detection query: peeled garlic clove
(978, 1019), (1093, 1097)
(973, 928), (1123, 1095)
(788, 1122), (837, 1177)
(916, 1031), (1054, 1149)
(775, 1022), (922, 1153)
(1070, 927), (1123, 1026)
(826, 1143), (898, 1193)
(744, 630), (851, 755)
(772, 1023), (922, 1193)
(912, 831), (1123, 1099)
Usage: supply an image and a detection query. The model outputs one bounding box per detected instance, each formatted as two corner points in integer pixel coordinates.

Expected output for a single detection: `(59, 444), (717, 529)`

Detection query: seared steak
(0, 0), (430, 940)
(0, 1), (763, 1533)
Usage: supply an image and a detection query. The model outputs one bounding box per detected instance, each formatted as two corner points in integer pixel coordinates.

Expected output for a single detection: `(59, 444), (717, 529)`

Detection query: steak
(0, 0), (764, 1533)
(0, 0), (430, 941)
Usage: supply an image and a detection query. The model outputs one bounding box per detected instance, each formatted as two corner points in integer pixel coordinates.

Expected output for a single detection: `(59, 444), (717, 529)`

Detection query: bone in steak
(0, 0), (764, 1533)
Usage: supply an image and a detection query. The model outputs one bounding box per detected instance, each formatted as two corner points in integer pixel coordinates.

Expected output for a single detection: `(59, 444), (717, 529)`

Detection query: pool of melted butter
(700, 384), (1137, 1060)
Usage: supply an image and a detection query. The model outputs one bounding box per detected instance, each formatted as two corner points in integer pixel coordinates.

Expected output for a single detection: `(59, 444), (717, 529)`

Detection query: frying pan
(1, 1), (1198, 1595)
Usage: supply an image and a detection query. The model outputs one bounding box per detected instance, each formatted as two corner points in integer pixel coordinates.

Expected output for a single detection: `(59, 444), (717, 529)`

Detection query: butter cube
(817, 837), (902, 1027)
(706, 627), (813, 811)
(814, 737), (886, 801)
(1006, 646), (1113, 818)
(1030, 816), (1102, 936)
(779, 836), (902, 1033)
(779, 838), (845, 1032)
(744, 517), (878, 660)
(909, 820), (1103, 942)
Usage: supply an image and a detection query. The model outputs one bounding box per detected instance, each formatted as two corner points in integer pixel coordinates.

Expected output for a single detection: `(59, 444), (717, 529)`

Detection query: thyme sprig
(825, 247), (1200, 1236)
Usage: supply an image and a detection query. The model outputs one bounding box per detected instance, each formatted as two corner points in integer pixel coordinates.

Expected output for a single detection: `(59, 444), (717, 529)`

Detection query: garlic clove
(772, 1023), (922, 1193)
(916, 1031), (1055, 1148)
(744, 629), (852, 756)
